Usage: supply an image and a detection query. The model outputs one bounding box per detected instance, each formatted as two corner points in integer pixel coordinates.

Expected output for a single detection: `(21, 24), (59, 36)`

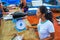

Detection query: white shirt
(37, 19), (55, 39)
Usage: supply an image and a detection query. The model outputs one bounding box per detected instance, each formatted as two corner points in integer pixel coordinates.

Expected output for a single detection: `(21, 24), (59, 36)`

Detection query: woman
(35, 6), (55, 40)
(28, 6), (55, 40)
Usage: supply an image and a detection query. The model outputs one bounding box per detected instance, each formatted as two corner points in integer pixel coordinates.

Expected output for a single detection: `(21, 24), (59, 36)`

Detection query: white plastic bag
(12, 35), (23, 40)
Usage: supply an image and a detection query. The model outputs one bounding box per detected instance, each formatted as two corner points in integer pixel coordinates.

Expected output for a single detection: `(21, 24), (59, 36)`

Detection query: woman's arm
(44, 32), (55, 40)
(49, 33), (55, 40)
(26, 26), (37, 29)
(26, 25), (37, 29)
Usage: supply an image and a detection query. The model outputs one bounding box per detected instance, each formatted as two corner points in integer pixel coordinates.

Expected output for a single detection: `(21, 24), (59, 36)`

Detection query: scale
(15, 20), (26, 32)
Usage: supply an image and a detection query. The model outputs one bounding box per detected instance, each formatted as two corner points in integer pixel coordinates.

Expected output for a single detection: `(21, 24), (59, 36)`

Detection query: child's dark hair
(39, 6), (53, 23)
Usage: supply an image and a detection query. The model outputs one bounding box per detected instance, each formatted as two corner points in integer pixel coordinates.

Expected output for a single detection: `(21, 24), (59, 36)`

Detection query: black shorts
(0, 14), (3, 18)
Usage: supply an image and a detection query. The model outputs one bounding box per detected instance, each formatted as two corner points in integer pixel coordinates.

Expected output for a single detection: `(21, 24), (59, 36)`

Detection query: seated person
(19, 0), (28, 13)
(0, 3), (3, 25)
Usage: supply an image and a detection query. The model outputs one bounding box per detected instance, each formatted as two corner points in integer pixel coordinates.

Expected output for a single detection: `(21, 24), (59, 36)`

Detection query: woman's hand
(44, 37), (54, 40)
(43, 37), (50, 40)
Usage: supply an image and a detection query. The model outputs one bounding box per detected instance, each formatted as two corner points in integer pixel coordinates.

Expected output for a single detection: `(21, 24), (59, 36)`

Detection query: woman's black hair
(39, 6), (53, 23)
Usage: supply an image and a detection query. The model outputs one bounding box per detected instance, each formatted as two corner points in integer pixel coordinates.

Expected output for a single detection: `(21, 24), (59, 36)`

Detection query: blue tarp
(1, 0), (20, 6)
(1, 0), (32, 4)
(1, 0), (20, 4)
(1, 0), (58, 6)
(1, 0), (32, 6)
(26, 0), (32, 2)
